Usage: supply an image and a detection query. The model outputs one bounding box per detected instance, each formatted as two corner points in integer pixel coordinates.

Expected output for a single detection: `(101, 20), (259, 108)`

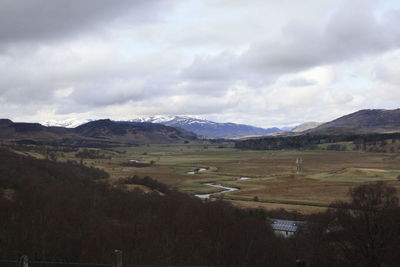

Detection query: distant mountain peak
(132, 115), (213, 125)
(42, 118), (90, 128)
(131, 116), (280, 138)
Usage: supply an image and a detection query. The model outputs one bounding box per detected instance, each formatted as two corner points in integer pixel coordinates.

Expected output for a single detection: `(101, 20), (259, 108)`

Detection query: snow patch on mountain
(130, 116), (281, 138)
(42, 118), (90, 128)
(131, 116), (208, 124)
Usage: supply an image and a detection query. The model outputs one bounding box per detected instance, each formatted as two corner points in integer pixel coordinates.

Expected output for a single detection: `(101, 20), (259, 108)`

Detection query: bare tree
(330, 182), (400, 267)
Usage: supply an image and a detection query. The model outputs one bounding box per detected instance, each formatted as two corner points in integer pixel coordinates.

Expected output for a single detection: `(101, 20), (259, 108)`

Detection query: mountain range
(0, 119), (196, 146)
(42, 118), (90, 128)
(130, 116), (281, 138)
(42, 116), (282, 138)
(5, 108), (400, 145)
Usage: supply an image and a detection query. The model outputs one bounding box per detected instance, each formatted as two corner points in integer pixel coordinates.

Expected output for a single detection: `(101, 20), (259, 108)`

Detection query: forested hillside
(1, 149), (400, 266)
(0, 149), (290, 266)
(0, 119), (197, 147)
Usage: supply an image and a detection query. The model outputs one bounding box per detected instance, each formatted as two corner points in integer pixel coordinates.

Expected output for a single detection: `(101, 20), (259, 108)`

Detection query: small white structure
(270, 219), (305, 238)
(187, 167), (207, 174)
(129, 160), (140, 163)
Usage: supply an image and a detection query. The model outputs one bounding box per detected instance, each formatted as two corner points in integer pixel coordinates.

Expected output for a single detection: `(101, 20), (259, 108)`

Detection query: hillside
(0, 119), (77, 142)
(132, 116), (281, 138)
(75, 119), (197, 144)
(235, 108), (400, 151)
(309, 109), (400, 134)
(291, 122), (323, 132)
(0, 119), (197, 146)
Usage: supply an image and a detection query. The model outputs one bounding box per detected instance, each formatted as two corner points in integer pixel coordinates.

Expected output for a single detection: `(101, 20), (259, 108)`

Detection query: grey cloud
(180, 53), (240, 96)
(182, 53), (239, 81)
(286, 78), (317, 87)
(177, 79), (235, 97)
(374, 52), (400, 85)
(0, 84), (56, 104)
(183, 2), (400, 85)
(0, 0), (171, 45)
(71, 78), (173, 103)
(131, 93), (239, 116)
(326, 91), (354, 105)
(69, 83), (146, 107)
(0, 48), (179, 117)
(1, 0), (399, 127)
(55, 80), (173, 114)
(242, 6), (400, 76)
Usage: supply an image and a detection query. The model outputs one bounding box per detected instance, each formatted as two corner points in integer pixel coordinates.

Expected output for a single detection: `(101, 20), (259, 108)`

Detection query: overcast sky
(1, 0), (400, 128)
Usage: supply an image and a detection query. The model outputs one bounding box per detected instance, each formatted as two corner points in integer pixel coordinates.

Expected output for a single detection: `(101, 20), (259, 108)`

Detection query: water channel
(194, 183), (239, 199)
(187, 168), (252, 199)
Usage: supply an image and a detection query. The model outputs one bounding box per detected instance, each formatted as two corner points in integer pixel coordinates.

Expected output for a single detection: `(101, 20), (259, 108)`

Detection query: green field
(14, 142), (400, 214)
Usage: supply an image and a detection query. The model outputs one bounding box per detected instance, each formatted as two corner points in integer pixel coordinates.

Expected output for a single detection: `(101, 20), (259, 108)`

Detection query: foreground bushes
(0, 150), (291, 266)
(1, 149), (399, 266)
(297, 182), (400, 266)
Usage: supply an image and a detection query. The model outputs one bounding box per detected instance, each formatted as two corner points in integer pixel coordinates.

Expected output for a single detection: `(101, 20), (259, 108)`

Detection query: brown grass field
(20, 143), (400, 214)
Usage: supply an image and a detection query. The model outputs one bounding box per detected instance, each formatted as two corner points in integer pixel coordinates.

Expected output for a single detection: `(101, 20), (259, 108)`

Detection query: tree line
(235, 132), (400, 153)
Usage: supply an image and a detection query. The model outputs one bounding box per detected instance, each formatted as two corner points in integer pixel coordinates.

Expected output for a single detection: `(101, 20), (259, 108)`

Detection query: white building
(270, 219), (305, 238)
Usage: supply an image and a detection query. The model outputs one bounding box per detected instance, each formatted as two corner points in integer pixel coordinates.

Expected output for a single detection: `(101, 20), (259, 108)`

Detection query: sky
(0, 0), (400, 128)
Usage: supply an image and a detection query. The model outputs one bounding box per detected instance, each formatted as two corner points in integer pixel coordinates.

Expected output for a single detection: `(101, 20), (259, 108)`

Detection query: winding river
(194, 183), (239, 199)
(186, 168), (252, 199)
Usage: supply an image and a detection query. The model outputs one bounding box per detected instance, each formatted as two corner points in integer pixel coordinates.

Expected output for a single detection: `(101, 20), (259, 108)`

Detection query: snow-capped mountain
(41, 118), (90, 128)
(130, 116), (281, 138)
(132, 116), (214, 125)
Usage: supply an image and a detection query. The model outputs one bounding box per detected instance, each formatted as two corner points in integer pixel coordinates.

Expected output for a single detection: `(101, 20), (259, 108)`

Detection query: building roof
(270, 219), (305, 232)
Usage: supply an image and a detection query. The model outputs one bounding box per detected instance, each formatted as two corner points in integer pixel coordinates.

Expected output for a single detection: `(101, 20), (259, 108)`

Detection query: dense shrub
(115, 176), (170, 194)
(0, 150), (289, 266)
(75, 149), (111, 159)
(297, 182), (400, 266)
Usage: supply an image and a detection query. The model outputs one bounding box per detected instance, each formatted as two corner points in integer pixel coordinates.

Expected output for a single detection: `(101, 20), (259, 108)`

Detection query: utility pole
(112, 250), (123, 267)
(296, 157), (303, 175)
(19, 255), (28, 267)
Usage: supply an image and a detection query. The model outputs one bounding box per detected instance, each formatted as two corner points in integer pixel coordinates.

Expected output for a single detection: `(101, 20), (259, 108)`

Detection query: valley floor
(11, 142), (400, 214)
